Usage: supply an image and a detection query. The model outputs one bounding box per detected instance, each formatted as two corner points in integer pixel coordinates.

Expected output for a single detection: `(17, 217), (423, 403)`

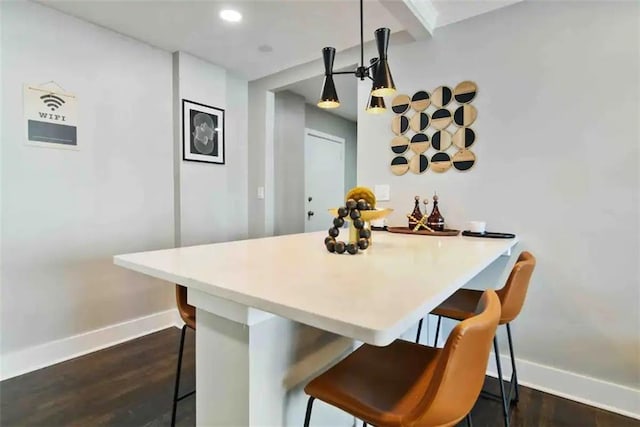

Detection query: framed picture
(182, 99), (225, 164)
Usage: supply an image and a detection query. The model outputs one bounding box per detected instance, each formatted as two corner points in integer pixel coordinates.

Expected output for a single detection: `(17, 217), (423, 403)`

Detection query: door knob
(307, 210), (315, 219)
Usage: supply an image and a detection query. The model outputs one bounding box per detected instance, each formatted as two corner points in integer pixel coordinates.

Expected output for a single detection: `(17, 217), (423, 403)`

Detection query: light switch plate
(374, 184), (390, 201)
(257, 186), (265, 199)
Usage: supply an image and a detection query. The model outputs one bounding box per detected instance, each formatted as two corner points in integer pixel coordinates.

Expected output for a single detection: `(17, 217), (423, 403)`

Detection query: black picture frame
(182, 99), (225, 165)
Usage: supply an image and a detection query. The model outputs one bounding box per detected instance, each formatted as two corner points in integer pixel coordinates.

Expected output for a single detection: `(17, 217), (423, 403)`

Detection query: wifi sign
(40, 94), (66, 111)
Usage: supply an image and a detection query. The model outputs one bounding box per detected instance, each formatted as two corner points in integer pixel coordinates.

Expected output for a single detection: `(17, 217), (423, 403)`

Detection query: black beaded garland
(346, 243), (358, 255)
(325, 204), (372, 255)
(358, 238), (369, 250)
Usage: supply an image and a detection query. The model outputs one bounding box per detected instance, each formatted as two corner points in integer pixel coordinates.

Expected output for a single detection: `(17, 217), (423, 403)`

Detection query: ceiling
(40, 0), (404, 81)
(41, 0), (522, 121)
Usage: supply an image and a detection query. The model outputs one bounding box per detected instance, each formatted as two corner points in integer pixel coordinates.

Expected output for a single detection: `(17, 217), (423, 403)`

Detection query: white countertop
(114, 231), (518, 346)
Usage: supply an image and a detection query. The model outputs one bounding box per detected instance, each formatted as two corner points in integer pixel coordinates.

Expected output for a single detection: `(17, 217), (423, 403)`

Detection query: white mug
(469, 221), (486, 233)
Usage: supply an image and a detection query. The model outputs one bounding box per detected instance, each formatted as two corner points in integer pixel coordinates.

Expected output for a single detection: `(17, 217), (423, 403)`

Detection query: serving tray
(387, 227), (460, 237)
(462, 231), (516, 239)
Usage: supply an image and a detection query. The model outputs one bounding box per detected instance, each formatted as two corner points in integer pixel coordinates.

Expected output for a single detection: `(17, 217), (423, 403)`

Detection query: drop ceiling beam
(379, 0), (438, 40)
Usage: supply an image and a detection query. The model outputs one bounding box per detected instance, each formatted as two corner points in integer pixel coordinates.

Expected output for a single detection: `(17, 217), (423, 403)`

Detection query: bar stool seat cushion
(305, 340), (441, 426)
(431, 288), (482, 321)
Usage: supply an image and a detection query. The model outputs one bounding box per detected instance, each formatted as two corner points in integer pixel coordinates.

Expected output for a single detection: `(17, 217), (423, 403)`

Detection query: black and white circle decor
(410, 133), (429, 154)
(431, 130), (452, 151)
(390, 156), (409, 175)
(410, 90), (430, 111)
(391, 136), (410, 154)
(452, 127), (476, 149)
(325, 200), (372, 255)
(409, 154), (429, 174)
(388, 81), (479, 174)
(391, 94), (411, 114)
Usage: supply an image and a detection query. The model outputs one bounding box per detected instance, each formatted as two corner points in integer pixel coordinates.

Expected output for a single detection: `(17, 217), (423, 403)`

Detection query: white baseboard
(487, 352), (640, 420)
(1, 308), (182, 381)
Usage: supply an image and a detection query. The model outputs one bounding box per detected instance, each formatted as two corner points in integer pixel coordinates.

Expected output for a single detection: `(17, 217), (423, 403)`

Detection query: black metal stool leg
(303, 397), (315, 427)
(416, 318), (424, 343)
(171, 325), (188, 427)
(434, 316), (442, 347)
(494, 337), (510, 427)
(466, 412), (473, 427)
(506, 323), (519, 403)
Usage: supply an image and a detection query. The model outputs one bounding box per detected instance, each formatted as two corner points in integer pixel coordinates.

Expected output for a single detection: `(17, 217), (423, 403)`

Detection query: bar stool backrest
(496, 251), (536, 323)
(407, 290), (501, 427)
(175, 285), (196, 329)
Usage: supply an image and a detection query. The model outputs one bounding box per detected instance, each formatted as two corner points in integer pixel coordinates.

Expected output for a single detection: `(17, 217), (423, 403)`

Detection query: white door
(304, 129), (345, 232)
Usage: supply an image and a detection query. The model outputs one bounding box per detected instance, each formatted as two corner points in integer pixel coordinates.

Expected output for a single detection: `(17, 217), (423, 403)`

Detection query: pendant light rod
(317, 0), (396, 109)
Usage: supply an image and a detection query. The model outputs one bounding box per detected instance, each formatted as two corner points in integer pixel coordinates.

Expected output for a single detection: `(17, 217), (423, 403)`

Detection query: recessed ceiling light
(219, 9), (242, 23)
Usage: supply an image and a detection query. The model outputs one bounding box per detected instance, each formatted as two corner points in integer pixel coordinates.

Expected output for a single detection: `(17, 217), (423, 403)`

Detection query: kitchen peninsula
(114, 231), (518, 426)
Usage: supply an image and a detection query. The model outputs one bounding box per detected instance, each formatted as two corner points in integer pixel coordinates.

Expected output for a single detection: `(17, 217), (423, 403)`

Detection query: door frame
(304, 128), (346, 232)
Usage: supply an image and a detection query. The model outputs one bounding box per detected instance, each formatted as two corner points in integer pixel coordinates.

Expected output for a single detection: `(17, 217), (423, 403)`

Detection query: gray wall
(273, 92), (358, 236)
(1, 1), (174, 354)
(305, 104), (357, 194)
(357, 1), (639, 388)
(174, 52), (249, 246)
(274, 92), (306, 236)
(1, 2), (249, 370)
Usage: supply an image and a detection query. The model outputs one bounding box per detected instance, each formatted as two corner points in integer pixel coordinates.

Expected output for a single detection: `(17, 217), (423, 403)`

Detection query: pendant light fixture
(317, 0), (396, 113)
(366, 58), (386, 114)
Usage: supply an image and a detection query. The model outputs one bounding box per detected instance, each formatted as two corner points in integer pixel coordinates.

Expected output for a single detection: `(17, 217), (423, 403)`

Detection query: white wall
(174, 52), (248, 246)
(305, 104), (357, 193)
(357, 1), (639, 390)
(1, 2), (174, 356)
(0, 3), (249, 378)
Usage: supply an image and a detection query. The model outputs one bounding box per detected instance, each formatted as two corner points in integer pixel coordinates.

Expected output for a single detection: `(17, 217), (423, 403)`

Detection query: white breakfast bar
(114, 231), (518, 426)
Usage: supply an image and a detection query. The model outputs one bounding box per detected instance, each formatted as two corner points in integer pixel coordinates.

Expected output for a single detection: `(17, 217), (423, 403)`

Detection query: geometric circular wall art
(409, 154), (429, 174)
(388, 81), (478, 175)
(431, 109), (452, 130)
(391, 115), (409, 135)
(431, 130), (452, 151)
(410, 91), (430, 111)
(410, 133), (430, 154)
(452, 149), (476, 171)
(391, 136), (410, 154)
(453, 81), (477, 104)
(431, 86), (453, 108)
(452, 127), (475, 149)
(431, 152), (452, 173)
(453, 104), (477, 127)
(391, 94), (411, 114)
(409, 112), (429, 132)
(390, 156), (409, 175)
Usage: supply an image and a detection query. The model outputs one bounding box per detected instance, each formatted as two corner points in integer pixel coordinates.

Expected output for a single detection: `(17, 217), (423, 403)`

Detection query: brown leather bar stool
(171, 285), (196, 427)
(416, 251), (536, 427)
(302, 290), (501, 427)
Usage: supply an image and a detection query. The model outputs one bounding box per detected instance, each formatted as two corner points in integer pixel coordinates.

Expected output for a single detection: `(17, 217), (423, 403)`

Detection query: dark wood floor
(1, 328), (637, 427)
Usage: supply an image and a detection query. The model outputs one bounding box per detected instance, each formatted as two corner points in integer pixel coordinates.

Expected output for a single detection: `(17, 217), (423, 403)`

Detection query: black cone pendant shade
(318, 47), (340, 109)
(371, 28), (396, 97)
(366, 58), (386, 114)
